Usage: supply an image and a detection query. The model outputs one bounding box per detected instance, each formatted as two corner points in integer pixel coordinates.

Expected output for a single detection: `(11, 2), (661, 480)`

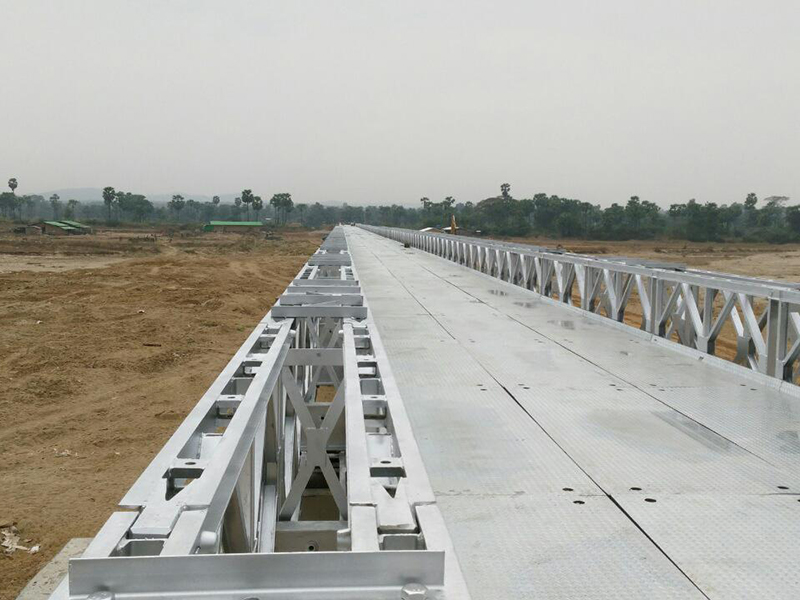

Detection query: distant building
(42, 221), (78, 235)
(203, 220), (266, 233)
(39, 220), (91, 235)
(12, 225), (42, 235)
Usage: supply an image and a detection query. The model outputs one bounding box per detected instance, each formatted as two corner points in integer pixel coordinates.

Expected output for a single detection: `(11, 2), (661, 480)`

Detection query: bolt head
(401, 583), (428, 600)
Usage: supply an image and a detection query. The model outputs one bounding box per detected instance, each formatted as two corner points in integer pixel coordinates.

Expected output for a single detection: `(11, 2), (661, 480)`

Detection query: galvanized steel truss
(52, 227), (468, 600)
(361, 225), (800, 385)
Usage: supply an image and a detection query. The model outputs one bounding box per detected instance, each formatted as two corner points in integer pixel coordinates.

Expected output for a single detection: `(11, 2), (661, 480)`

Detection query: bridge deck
(346, 227), (800, 600)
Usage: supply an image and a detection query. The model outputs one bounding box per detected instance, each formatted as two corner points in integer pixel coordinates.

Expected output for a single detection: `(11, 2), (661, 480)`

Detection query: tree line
(352, 185), (797, 243)
(3, 177), (797, 243)
(0, 179), (296, 226)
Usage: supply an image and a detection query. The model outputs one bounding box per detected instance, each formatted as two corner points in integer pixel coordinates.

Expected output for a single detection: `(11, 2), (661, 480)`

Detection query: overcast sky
(1, 1), (798, 207)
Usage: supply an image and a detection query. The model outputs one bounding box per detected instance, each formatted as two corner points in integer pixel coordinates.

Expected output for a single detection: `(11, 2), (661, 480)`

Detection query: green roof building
(203, 221), (265, 233)
(42, 221), (78, 235)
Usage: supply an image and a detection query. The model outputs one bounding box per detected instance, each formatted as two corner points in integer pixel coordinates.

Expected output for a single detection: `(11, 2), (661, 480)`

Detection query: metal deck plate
(347, 227), (800, 599)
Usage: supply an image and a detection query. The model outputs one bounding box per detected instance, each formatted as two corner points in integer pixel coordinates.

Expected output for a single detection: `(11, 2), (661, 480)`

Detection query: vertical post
(765, 298), (781, 378)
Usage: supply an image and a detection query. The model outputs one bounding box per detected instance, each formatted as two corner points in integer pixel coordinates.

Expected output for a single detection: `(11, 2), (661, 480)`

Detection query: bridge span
(43, 225), (800, 600)
(347, 225), (800, 599)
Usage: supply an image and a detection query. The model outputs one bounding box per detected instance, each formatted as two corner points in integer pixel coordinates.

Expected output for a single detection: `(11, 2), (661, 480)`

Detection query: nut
(401, 583), (428, 600)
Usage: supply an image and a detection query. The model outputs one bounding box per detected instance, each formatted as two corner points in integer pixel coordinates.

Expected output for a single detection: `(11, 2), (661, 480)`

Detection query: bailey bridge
(46, 225), (800, 600)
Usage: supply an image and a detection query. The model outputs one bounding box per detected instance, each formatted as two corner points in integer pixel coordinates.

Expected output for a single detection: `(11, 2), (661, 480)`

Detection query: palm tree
(49, 194), (61, 219)
(241, 189), (254, 219)
(8, 178), (18, 194)
(115, 190), (126, 220)
(252, 196), (263, 220)
(270, 193), (294, 225)
(269, 194), (282, 224)
(169, 195), (185, 221)
(102, 187), (116, 221)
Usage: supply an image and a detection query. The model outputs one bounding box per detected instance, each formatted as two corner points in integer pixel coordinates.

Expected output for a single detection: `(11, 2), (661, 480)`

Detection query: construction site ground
(1, 228), (799, 599)
(0, 228), (321, 600)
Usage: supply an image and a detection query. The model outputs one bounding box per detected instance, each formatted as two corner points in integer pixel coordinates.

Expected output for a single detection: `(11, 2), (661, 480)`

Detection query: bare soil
(0, 228), (322, 600)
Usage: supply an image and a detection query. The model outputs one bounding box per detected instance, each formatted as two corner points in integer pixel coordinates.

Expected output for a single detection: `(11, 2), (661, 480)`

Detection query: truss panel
(361, 225), (800, 386)
(50, 228), (468, 600)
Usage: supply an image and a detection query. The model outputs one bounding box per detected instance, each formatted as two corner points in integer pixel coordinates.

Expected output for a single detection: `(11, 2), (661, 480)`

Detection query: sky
(1, 1), (798, 207)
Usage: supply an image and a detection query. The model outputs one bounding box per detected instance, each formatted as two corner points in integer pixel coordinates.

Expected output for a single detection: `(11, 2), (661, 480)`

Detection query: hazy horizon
(2, 1), (798, 208)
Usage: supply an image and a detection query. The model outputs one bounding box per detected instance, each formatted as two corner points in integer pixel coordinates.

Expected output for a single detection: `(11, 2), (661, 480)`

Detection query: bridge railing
(360, 225), (800, 386)
(53, 227), (468, 600)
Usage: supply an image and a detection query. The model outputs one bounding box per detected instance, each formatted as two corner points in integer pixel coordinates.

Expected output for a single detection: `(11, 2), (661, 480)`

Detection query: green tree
(102, 186), (116, 221)
(270, 193), (294, 225)
(0, 193), (15, 218)
(169, 194), (185, 220)
(49, 194), (61, 219)
(8, 178), (18, 194)
(65, 199), (79, 219)
(117, 193), (153, 221)
(24, 196), (35, 219)
(744, 192), (759, 227)
(252, 196), (263, 220)
(296, 202), (308, 225)
(787, 206), (800, 236)
(186, 198), (199, 220)
(212, 195), (220, 206)
(241, 189), (255, 219)
(759, 196), (789, 227)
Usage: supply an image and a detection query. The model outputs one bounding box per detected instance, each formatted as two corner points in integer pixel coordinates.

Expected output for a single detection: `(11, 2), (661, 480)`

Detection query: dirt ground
(0, 227), (322, 600)
(2, 228), (800, 599)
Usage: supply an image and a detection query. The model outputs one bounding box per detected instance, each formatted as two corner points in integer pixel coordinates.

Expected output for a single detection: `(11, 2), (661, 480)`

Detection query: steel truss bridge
(50, 226), (800, 599)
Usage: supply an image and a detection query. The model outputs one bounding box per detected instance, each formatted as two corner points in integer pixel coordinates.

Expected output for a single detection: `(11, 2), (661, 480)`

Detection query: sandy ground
(0, 228), (322, 600)
(2, 229), (800, 598)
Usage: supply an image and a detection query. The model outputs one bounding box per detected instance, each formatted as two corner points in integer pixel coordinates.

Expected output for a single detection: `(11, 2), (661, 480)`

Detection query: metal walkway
(346, 226), (800, 600)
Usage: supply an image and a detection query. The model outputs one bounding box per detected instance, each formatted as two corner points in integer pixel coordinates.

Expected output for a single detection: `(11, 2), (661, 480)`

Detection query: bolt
(401, 583), (428, 600)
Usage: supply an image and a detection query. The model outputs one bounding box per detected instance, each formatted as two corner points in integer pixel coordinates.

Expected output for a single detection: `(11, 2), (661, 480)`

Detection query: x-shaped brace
(278, 368), (346, 519)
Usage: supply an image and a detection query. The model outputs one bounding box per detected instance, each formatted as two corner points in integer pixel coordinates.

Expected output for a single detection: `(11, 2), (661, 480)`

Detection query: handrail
(360, 224), (800, 385)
